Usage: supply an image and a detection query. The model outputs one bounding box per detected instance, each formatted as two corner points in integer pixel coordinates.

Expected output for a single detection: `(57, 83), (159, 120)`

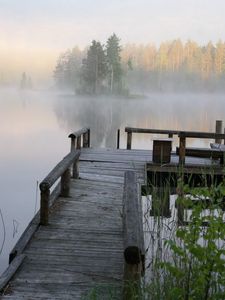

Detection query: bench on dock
(176, 146), (225, 164)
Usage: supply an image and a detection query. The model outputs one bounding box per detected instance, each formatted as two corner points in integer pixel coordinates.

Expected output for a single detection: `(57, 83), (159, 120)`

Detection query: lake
(0, 88), (225, 275)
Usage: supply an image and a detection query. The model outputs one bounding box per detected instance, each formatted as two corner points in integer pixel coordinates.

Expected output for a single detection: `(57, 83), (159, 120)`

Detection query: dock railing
(39, 150), (80, 225)
(68, 127), (90, 150)
(125, 123), (225, 166)
(40, 128), (91, 226)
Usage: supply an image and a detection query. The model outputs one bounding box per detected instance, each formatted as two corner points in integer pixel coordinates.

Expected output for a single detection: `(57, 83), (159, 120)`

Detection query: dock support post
(77, 136), (81, 149)
(179, 133), (186, 166)
(40, 184), (50, 225)
(224, 128), (225, 145)
(72, 160), (79, 179)
(83, 132), (89, 148)
(215, 120), (222, 144)
(61, 168), (71, 197)
(127, 132), (132, 150)
(117, 129), (120, 149)
(70, 137), (76, 152)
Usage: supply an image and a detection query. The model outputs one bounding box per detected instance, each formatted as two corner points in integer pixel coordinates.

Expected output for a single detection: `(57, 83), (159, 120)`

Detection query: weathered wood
(9, 184), (60, 263)
(123, 171), (141, 265)
(72, 160), (79, 179)
(127, 132), (132, 150)
(152, 138), (172, 163)
(60, 168), (71, 197)
(68, 128), (89, 139)
(176, 147), (224, 164)
(40, 187), (50, 225)
(83, 132), (89, 148)
(0, 255), (26, 292)
(70, 137), (76, 151)
(76, 136), (81, 149)
(179, 131), (225, 139)
(215, 120), (223, 144)
(125, 127), (180, 135)
(87, 128), (90, 147)
(40, 151), (80, 189)
(9, 223), (38, 264)
(224, 128), (225, 145)
(117, 129), (120, 149)
(179, 134), (186, 166)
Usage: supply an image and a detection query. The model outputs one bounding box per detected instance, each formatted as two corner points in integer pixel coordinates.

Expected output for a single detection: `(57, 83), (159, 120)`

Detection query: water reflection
(54, 93), (225, 149)
(0, 89), (225, 276)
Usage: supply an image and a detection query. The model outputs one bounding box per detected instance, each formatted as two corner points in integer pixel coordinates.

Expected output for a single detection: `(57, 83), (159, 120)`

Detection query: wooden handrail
(40, 150), (80, 225)
(125, 127), (180, 150)
(68, 128), (90, 150)
(123, 171), (144, 298)
(125, 127), (180, 135)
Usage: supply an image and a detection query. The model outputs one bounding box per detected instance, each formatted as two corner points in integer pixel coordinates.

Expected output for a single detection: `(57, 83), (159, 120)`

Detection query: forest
(54, 36), (225, 94)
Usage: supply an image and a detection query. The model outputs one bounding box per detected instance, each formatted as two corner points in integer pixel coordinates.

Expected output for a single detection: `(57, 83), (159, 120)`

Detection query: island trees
(106, 33), (123, 94)
(80, 40), (107, 94)
(79, 34), (124, 95)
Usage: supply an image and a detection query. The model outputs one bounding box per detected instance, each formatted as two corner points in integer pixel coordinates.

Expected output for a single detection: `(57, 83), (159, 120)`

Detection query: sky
(1, 0), (225, 85)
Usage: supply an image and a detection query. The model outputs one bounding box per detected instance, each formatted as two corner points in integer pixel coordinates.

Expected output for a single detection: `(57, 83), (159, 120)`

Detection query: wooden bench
(176, 147), (224, 164)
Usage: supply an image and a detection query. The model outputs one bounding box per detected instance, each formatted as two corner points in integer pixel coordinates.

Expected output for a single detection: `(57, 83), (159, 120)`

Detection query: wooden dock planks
(1, 148), (148, 300)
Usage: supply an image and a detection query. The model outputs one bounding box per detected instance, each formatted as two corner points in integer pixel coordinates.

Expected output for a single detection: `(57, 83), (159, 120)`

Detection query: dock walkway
(0, 148), (150, 300)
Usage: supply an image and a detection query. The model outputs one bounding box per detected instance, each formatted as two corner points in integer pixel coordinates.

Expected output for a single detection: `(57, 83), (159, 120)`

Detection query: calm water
(0, 88), (225, 275)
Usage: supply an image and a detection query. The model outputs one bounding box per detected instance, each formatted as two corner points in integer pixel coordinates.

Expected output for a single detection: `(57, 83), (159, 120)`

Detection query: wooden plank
(1, 147), (148, 300)
(0, 255), (26, 291)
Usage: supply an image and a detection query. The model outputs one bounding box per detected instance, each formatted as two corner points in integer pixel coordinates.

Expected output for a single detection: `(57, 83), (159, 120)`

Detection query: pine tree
(80, 40), (107, 94)
(106, 33), (123, 93)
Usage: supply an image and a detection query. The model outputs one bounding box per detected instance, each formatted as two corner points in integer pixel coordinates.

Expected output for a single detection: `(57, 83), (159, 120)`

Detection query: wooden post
(40, 183), (50, 225)
(224, 128), (225, 145)
(70, 137), (76, 152)
(179, 133), (186, 166)
(83, 132), (89, 148)
(215, 120), (222, 144)
(87, 129), (90, 147)
(61, 168), (71, 197)
(177, 177), (184, 226)
(123, 171), (143, 299)
(77, 136), (81, 149)
(72, 160), (79, 179)
(127, 132), (132, 150)
(117, 129), (120, 149)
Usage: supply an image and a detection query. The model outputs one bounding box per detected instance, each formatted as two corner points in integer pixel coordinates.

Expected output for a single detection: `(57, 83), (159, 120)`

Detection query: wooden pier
(1, 124), (225, 299)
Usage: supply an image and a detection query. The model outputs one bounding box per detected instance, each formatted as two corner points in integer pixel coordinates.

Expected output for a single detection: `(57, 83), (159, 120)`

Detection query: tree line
(54, 38), (225, 93)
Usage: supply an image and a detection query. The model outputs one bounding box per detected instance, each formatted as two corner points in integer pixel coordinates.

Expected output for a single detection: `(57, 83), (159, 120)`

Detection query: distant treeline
(54, 38), (225, 93)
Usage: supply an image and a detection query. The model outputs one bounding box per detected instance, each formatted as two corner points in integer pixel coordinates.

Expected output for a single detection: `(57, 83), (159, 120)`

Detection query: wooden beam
(179, 134), (186, 166)
(0, 255), (26, 292)
(215, 120), (223, 144)
(68, 128), (89, 139)
(125, 127), (180, 135)
(40, 151), (80, 189)
(117, 129), (120, 149)
(127, 132), (132, 150)
(123, 171), (142, 265)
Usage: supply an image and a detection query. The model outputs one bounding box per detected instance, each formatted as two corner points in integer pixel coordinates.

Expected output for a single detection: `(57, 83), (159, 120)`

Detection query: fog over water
(0, 88), (225, 275)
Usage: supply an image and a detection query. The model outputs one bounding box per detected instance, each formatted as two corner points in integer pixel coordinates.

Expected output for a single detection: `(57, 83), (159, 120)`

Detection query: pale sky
(0, 0), (225, 83)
